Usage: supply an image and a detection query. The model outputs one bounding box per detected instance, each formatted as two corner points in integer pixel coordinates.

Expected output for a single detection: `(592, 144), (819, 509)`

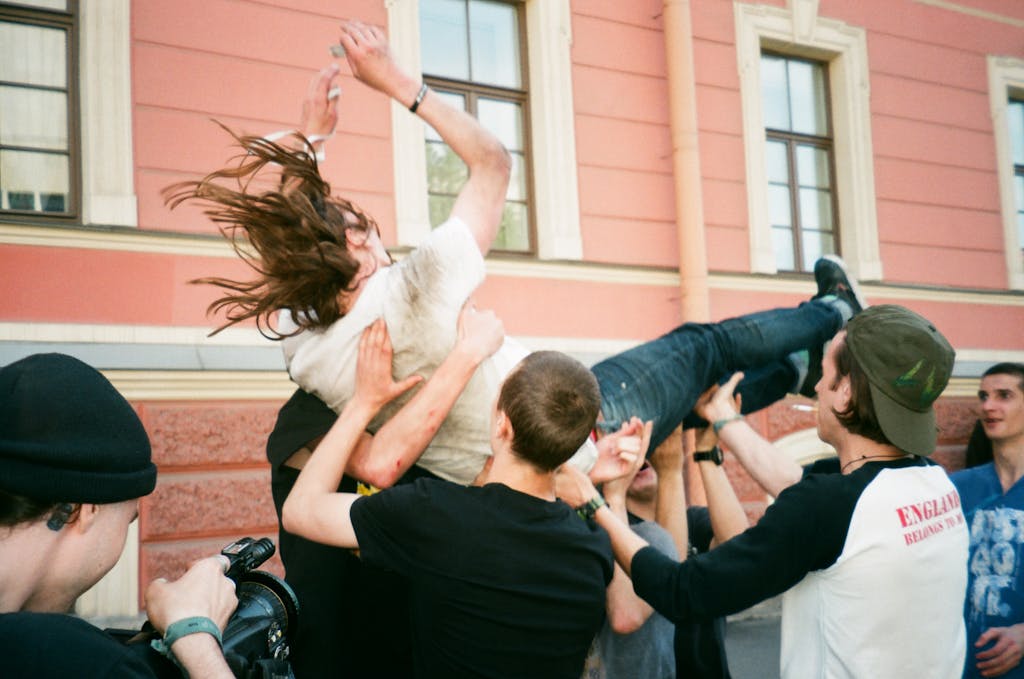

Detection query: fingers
(719, 372), (744, 399)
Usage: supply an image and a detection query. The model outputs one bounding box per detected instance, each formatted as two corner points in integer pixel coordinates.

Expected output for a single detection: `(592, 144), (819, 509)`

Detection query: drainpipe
(663, 0), (709, 323)
(663, 0), (709, 504)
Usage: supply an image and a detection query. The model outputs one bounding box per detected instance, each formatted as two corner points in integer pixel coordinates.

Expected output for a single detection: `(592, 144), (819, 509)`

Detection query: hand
(589, 418), (653, 487)
(694, 373), (744, 424)
(601, 428), (649, 504)
(353, 318), (424, 412)
(337, 20), (417, 103)
(299, 64), (341, 139)
(648, 429), (685, 476)
(555, 463), (601, 509)
(455, 300), (504, 363)
(145, 556), (238, 635)
(975, 625), (1024, 677)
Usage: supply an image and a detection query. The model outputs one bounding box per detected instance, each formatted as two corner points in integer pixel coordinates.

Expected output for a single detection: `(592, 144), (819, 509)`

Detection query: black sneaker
(813, 255), (866, 316)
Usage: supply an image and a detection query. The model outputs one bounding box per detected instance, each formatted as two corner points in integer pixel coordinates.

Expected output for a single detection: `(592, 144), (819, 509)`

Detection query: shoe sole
(821, 254), (868, 310)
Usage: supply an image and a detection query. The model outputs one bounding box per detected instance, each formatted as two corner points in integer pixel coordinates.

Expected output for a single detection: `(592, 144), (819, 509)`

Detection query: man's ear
(495, 410), (514, 444)
(834, 375), (852, 411)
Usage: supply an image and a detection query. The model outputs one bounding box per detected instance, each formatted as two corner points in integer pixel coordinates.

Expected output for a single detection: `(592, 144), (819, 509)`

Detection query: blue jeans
(591, 300), (842, 450)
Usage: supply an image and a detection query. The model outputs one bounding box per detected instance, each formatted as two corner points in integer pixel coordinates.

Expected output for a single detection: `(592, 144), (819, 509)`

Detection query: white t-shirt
(281, 217), (596, 484)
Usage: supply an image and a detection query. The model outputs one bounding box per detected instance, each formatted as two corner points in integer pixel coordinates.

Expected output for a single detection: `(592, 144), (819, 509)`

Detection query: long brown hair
(164, 125), (378, 338)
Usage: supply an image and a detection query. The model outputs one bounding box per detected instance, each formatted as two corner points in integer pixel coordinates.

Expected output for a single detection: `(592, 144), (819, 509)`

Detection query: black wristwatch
(693, 445), (723, 466)
(575, 495), (607, 520)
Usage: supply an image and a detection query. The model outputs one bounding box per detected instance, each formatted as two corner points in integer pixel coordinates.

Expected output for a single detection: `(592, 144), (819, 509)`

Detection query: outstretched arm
(693, 387), (749, 546)
(283, 319), (421, 548)
(344, 303), (504, 488)
(649, 430), (688, 559)
(336, 19), (510, 254)
(699, 372), (802, 497)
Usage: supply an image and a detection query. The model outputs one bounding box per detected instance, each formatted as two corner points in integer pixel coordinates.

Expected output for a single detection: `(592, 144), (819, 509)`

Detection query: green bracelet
(151, 616), (223, 660)
(712, 414), (744, 435)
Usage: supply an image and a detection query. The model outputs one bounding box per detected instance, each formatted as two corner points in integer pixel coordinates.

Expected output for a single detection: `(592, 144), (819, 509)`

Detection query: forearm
(603, 493), (654, 633)
(282, 398), (375, 546)
(654, 467), (688, 559)
(698, 463), (748, 545)
(345, 345), (484, 488)
(171, 634), (234, 679)
(717, 420), (801, 497)
(594, 505), (650, 577)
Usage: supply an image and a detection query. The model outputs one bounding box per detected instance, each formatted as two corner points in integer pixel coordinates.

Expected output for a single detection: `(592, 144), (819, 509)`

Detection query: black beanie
(0, 353), (156, 504)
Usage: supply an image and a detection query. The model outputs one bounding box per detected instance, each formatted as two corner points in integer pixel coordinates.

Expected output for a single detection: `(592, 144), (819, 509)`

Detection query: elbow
(608, 608), (646, 635)
(281, 494), (304, 537)
(356, 458), (403, 490)
(476, 142), (512, 186)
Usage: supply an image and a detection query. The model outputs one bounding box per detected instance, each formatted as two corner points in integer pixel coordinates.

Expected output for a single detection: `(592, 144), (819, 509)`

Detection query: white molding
(79, 0), (137, 227)
(987, 55), (1024, 291)
(914, 0), (1024, 28)
(734, 1), (883, 280)
(0, 322), (273, 346)
(386, 0), (582, 258)
(387, 0), (431, 246)
(76, 520), (139, 618)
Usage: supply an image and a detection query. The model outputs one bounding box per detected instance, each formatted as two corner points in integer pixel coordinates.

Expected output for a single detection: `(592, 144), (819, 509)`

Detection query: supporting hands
(692, 378), (743, 451)
(589, 417), (653, 487)
(600, 420), (653, 505)
(975, 624), (1024, 677)
(455, 300), (504, 364)
(336, 19), (419, 106)
(352, 318), (424, 413)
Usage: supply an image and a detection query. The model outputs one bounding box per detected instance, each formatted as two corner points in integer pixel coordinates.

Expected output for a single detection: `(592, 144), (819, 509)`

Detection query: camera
(113, 537), (300, 679)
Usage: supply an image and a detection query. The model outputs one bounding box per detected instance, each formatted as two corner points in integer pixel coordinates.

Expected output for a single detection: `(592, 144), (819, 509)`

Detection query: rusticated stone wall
(135, 400), (285, 605)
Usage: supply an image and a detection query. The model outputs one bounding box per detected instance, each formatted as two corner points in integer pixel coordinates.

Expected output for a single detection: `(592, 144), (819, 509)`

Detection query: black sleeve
(350, 479), (441, 577)
(0, 613), (158, 678)
(686, 506), (713, 554)
(630, 473), (862, 623)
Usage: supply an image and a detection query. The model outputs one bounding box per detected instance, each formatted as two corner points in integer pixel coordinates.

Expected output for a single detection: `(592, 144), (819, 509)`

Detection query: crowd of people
(1, 16), (1022, 679)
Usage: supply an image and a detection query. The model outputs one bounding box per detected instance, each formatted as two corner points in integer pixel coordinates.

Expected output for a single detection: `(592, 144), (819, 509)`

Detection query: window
(420, 0), (533, 253)
(0, 0), (77, 219)
(735, 2), (881, 280)
(761, 54), (837, 273)
(1010, 100), (1024, 257)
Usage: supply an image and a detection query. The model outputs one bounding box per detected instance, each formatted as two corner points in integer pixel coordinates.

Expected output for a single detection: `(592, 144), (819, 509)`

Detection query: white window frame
(987, 55), (1024, 291)
(735, 0), (882, 280)
(387, 0), (582, 260)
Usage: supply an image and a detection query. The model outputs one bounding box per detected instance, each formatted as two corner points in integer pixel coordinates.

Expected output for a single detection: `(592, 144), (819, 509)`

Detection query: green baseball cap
(844, 305), (954, 457)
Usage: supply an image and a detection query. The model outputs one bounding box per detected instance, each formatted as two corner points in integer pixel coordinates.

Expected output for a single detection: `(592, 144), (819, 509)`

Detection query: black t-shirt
(0, 612), (157, 678)
(351, 478), (614, 679)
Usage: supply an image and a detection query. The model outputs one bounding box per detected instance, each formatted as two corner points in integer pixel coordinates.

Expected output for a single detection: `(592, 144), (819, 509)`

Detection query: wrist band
(409, 83), (429, 113)
(575, 494), (607, 521)
(712, 414), (744, 435)
(151, 616), (223, 660)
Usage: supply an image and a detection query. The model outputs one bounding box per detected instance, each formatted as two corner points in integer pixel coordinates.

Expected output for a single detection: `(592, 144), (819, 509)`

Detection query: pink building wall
(1, 0), (1021, 602)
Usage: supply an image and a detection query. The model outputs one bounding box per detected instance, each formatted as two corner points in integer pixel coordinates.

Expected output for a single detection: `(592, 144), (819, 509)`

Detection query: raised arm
(692, 387), (750, 546)
(337, 20), (510, 253)
(344, 303), (504, 487)
(282, 319), (421, 548)
(698, 373), (802, 497)
(648, 430), (688, 559)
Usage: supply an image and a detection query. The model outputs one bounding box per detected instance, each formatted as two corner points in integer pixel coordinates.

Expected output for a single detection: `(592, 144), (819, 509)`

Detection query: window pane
(796, 144), (830, 189)
(421, 0), (469, 81)
(469, 0), (520, 88)
(1010, 101), (1024, 167)
(788, 60), (827, 136)
(428, 194), (457, 228)
(768, 184), (792, 228)
(494, 201), (529, 250)
(773, 227), (795, 270)
(0, 22), (66, 87)
(11, 0), (67, 9)
(0, 86), (68, 149)
(424, 91), (466, 142)
(1, 149), (69, 212)
(426, 140), (468, 194)
(1016, 173), (1024, 246)
(761, 55), (790, 130)
(477, 98), (522, 151)
(765, 140), (789, 183)
(799, 187), (833, 231)
(801, 229), (835, 271)
(508, 152), (526, 201)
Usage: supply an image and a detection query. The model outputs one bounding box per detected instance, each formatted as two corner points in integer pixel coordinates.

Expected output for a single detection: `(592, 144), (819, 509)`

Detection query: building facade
(1, 0), (1021, 616)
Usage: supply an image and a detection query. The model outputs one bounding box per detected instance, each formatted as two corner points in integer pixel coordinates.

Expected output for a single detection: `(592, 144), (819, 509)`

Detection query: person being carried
(169, 18), (865, 488)
(952, 362), (1024, 679)
(0, 353), (238, 678)
(558, 305), (969, 678)
(281, 319), (635, 678)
